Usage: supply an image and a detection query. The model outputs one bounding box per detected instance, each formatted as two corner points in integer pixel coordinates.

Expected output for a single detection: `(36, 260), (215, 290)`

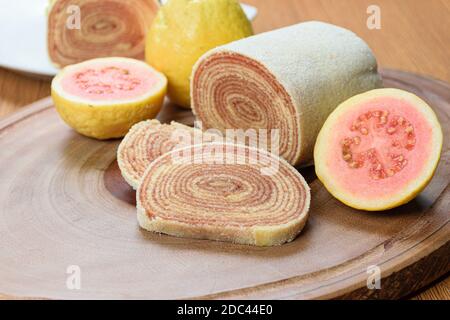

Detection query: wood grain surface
(0, 0), (448, 300)
(0, 69), (448, 300)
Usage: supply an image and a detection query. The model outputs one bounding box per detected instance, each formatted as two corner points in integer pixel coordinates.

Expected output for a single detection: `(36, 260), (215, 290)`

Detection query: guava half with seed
(51, 57), (167, 139)
(314, 88), (443, 211)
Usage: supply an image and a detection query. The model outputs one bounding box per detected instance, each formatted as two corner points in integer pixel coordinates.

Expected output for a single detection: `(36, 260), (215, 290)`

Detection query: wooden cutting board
(0, 69), (448, 300)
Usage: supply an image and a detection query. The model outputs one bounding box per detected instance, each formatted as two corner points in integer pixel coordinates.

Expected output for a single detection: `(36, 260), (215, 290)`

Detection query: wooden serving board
(0, 69), (448, 300)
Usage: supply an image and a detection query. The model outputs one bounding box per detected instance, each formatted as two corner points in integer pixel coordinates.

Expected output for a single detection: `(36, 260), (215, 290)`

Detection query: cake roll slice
(118, 120), (217, 189)
(137, 143), (310, 246)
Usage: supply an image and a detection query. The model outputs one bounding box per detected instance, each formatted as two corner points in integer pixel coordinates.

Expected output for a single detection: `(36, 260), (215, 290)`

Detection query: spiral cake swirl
(47, 0), (159, 67)
(137, 143), (310, 246)
(118, 120), (217, 189)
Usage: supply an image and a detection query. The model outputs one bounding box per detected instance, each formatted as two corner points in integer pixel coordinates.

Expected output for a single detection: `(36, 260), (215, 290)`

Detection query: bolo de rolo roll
(191, 21), (382, 166)
(47, 0), (159, 67)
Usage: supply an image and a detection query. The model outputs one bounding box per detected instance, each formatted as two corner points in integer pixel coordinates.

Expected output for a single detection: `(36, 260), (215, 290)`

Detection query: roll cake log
(47, 0), (159, 67)
(118, 120), (217, 189)
(137, 143), (311, 246)
(191, 21), (382, 166)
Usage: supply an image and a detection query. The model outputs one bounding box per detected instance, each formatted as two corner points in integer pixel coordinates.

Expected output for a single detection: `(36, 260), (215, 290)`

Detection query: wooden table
(0, 0), (448, 300)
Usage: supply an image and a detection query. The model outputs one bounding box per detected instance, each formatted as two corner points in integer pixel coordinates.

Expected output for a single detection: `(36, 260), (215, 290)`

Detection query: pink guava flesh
(327, 96), (433, 199)
(60, 60), (159, 101)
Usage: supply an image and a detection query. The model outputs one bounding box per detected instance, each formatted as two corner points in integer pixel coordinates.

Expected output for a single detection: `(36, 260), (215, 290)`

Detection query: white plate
(0, 0), (257, 78)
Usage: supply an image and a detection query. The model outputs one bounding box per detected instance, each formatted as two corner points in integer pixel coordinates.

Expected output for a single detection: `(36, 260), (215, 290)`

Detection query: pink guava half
(51, 57), (167, 139)
(314, 88), (443, 211)
(59, 58), (160, 102)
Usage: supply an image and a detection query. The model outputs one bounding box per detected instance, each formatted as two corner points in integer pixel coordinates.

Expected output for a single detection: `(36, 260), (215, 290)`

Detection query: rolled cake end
(191, 50), (302, 165)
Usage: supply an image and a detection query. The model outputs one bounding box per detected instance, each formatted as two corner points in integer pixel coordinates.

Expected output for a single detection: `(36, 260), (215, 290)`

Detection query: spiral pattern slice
(137, 143), (310, 246)
(118, 120), (215, 189)
(47, 0), (159, 67)
(192, 52), (300, 165)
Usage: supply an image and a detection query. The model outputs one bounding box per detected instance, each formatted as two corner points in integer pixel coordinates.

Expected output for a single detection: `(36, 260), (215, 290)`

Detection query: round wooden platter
(0, 69), (448, 300)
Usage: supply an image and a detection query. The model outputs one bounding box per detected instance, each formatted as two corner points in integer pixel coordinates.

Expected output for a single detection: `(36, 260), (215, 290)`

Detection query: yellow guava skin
(145, 0), (253, 108)
(52, 89), (166, 140)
